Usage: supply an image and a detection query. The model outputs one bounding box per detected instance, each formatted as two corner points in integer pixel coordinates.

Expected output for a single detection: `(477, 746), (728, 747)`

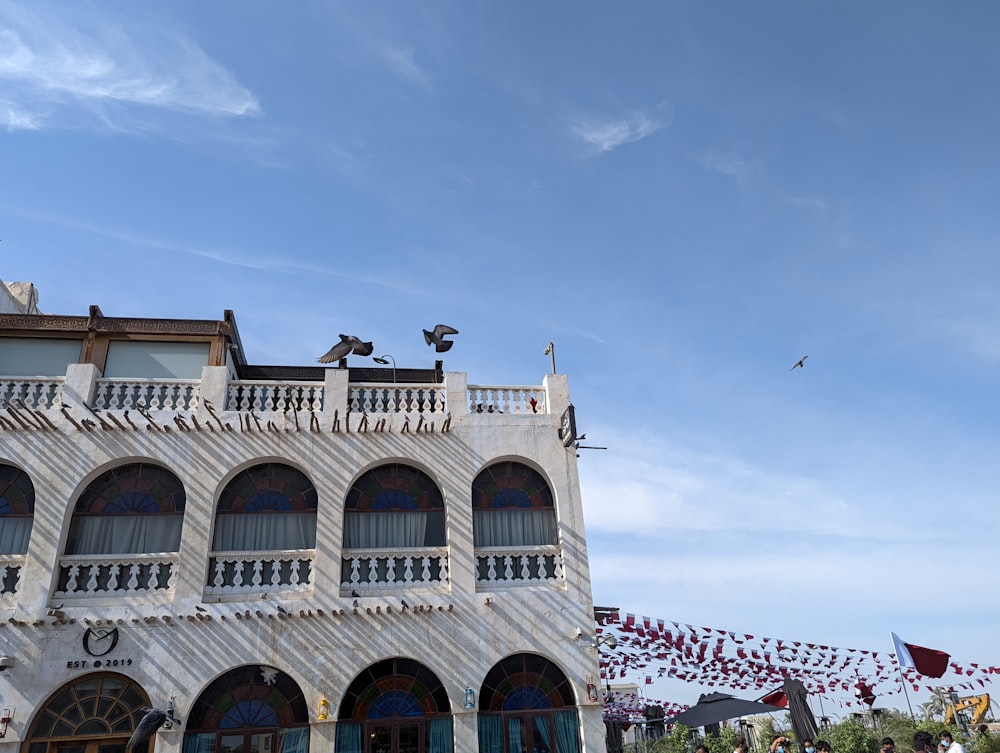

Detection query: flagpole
(891, 632), (917, 720)
(897, 663), (916, 720)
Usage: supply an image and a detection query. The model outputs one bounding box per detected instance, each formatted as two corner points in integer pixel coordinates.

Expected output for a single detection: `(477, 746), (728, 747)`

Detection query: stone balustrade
(475, 545), (565, 587)
(225, 381), (324, 412)
(54, 553), (177, 598)
(206, 549), (315, 596)
(94, 378), (200, 411)
(1, 368), (556, 420)
(0, 377), (63, 410)
(467, 385), (547, 414)
(348, 384), (446, 414)
(0, 554), (24, 597)
(341, 547), (450, 593)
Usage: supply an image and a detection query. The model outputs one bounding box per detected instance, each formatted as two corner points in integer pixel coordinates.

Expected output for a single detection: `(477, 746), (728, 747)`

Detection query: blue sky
(3, 0), (1000, 714)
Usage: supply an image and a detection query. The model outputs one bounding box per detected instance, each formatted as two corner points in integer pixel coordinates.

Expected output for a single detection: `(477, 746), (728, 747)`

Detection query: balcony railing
(341, 547), (450, 593)
(0, 554), (24, 597)
(94, 378), (200, 411)
(54, 553), (177, 598)
(347, 384), (445, 414)
(225, 381), (324, 412)
(206, 549), (315, 596)
(475, 545), (565, 587)
(467, 385), (546, 415)
(0, 377), (63, 410)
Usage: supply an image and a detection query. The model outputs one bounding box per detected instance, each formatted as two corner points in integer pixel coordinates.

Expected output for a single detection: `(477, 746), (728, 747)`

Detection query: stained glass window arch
(213, 463), (318, 551)
(186, 665), (309, 731)
(184, 665), (309, 753)
(65, 463), (185, 555)
(478, 654), (581, 753)
(340, 658), (452, 721)
(343, 464), (445, 548)
(471, 461), (557, 547)
(0, 463), (34, 556)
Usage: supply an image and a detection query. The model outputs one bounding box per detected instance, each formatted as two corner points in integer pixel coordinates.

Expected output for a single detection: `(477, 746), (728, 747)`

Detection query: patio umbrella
(665, 692), (785, 729)
(783, 679), (819, 745)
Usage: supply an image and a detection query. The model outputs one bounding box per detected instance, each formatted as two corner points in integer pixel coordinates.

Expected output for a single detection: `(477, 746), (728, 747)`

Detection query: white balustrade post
(444, 372), (468, 417)
(542, 372), (569, 417)
(62, 363), (100, 409)
(198, 366), (229, 415)
(322, 368), (349, 425)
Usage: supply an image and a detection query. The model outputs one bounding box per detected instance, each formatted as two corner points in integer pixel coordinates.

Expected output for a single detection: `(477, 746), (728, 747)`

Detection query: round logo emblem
(83, 627), (119, 657)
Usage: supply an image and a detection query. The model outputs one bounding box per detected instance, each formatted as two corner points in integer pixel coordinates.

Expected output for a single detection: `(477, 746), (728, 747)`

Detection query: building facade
(0, 302), (605, 753)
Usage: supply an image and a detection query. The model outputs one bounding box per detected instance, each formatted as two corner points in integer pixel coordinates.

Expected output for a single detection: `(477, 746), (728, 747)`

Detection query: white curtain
(213, 512), (316, 551)
(344, 512), (429, 548)
(0, 518), (32, 554)
(278, 727), (309, 753)
(473, 510), (556, 547)
(67, 515), (182, 554)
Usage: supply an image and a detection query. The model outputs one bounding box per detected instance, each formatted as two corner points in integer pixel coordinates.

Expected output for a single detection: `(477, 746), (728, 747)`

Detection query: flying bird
(127, 708), (174, 752)
(423, 324), (459, 352)
(317, 334), (374, 364)
(791, 356), (808, 370)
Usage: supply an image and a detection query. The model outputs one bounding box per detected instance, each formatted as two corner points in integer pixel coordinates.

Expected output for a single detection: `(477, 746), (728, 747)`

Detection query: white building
(0, 299), (605, 753)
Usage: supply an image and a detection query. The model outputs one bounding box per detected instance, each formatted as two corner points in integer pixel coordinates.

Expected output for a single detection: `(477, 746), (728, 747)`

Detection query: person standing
(733, 738), (750, 753)
(882, 738), (896, 753)
(941, 731), (966, 753)
(770, 736), (792, 753)
(914, 731), (935, 753)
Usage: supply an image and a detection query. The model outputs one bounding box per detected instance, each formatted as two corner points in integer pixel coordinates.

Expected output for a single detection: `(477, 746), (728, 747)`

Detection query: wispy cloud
(0, 3), (259, 131)
(379, 45), (430, 88)
(579, 428), (916, 542)
(700, 147), (760, 183)
(0, 98), (38, 130)
(781, 194), (829, 211)
(572, 109), (668, 154)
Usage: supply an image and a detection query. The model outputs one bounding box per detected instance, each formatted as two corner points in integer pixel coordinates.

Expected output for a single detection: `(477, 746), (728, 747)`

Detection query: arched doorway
(22, 673), (151, 753)
(478, 654), (582, 753)
(337, 658), (453, 753)
(183, 666), (309, 753)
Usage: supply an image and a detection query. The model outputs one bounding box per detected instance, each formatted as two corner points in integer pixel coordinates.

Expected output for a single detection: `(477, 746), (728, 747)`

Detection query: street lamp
(373, 355), (398, 411)
(372, 354), (396, 383)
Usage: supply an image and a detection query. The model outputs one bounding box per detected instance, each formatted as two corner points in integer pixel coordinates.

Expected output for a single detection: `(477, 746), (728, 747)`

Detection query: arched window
(213, 463), (317, 551)
(25, 673), (151, 753)
(0, 464), (34, 554)
(472, 462), (555, 547)
(184, 665), (309, 753)
(478, 654), (581, 753)
(344, 465), (445, 549)
(337, 658), (453, 753)
(66, 464), (185, 555)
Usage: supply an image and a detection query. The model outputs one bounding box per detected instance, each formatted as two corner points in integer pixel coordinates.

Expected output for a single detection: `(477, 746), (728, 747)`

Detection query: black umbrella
(783, 679), (819, 745)
(665, 692), (785, 729)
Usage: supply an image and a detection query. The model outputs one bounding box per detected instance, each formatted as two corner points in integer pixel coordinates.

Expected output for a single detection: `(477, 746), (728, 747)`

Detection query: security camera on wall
(0, 656), (13, 671)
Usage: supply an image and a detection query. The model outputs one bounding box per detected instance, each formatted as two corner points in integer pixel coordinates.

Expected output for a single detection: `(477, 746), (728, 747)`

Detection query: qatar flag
(891, 632), (950, 678)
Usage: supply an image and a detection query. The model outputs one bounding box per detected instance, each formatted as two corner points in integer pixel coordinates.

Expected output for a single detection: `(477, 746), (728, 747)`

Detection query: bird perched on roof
(423, 324), (458, 352)
(791, 355), (808, 370)
(318, 334), (374, 364)
(127, 707), (177, 752)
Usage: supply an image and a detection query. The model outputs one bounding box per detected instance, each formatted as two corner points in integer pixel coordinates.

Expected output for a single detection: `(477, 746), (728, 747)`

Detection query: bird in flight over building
(423, 324), (459, 352)
(318, 334), (374, 363)
(791, 355), (808, 370)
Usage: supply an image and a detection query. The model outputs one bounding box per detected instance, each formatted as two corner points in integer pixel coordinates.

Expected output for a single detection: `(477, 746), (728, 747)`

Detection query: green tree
(822, 718), (879, 753)
(651, 724), (694, 753)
